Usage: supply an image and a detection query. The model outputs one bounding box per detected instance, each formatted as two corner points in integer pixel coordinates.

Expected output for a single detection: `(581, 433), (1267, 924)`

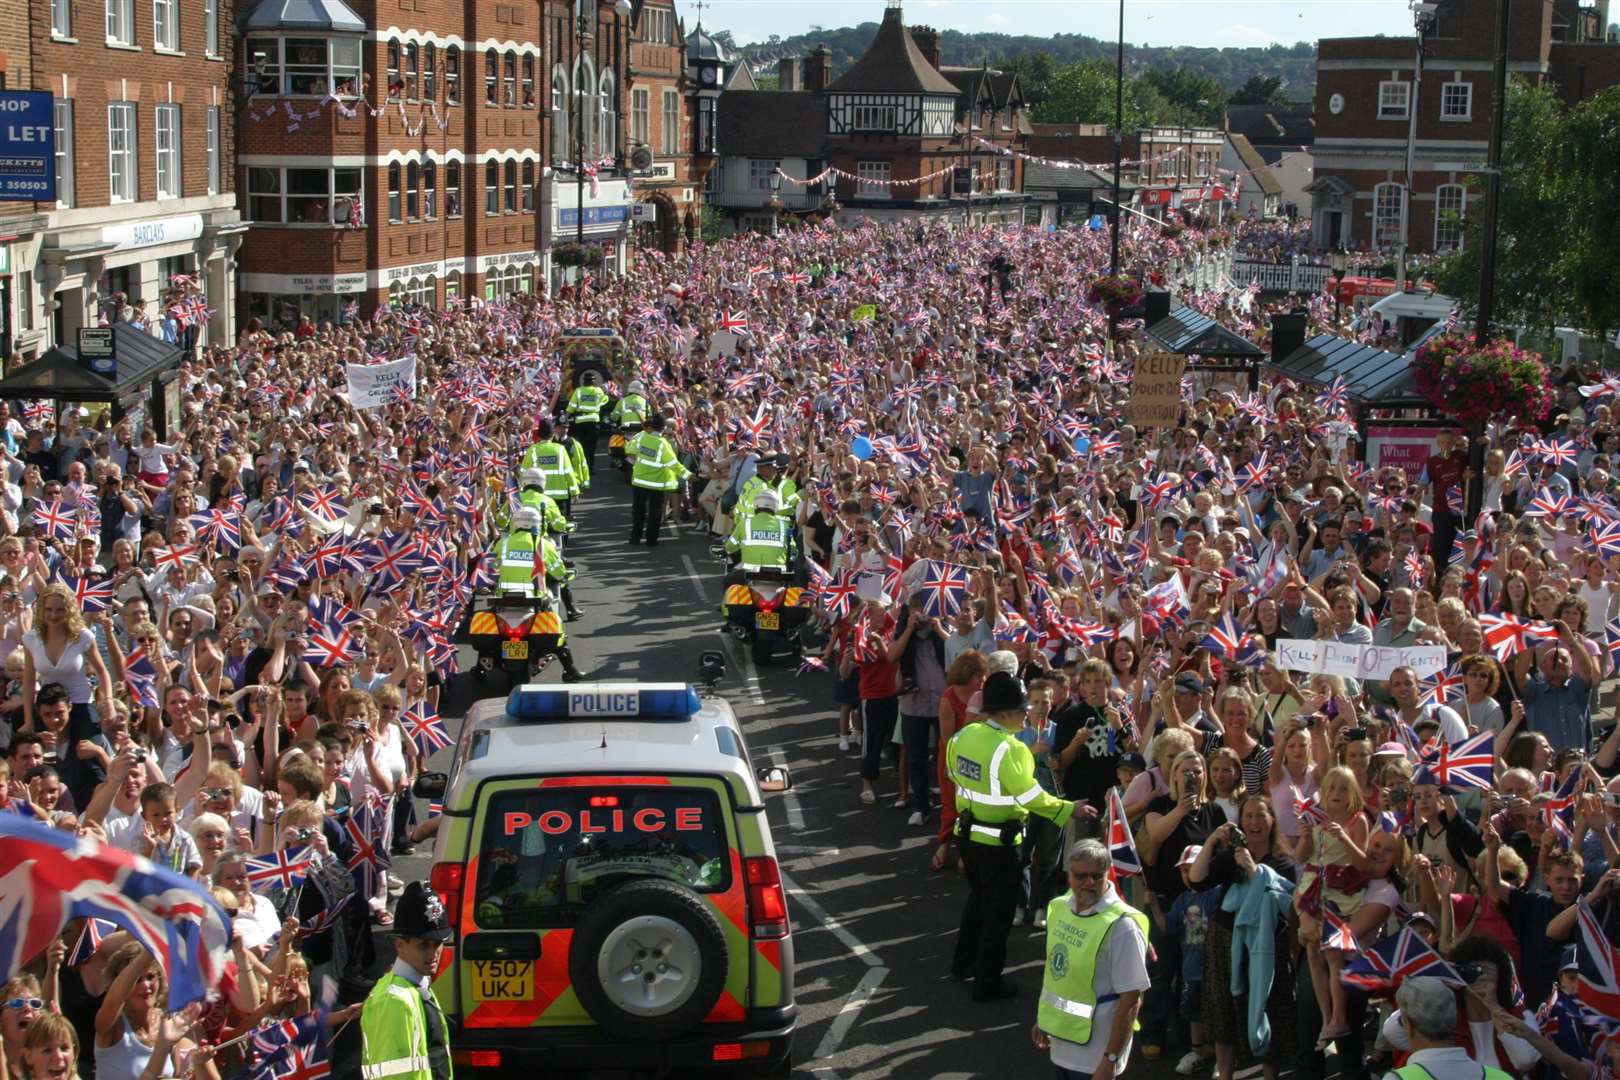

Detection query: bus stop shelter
(0, 324), (186, 440)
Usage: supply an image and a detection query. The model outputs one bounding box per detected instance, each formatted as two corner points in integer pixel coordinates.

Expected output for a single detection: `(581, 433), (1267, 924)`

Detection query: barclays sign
(100, 214), (204, 253)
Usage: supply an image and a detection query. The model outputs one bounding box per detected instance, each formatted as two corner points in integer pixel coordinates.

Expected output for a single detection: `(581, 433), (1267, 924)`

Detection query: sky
(684, 0), (1421, 51)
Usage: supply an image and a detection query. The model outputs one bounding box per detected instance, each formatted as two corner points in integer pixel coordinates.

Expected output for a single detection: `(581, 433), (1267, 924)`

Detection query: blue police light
(507, 684), (701, 721)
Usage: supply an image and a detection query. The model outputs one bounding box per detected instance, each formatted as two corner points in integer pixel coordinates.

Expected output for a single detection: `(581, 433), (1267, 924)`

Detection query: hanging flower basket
(1087, 274), (1144, 316)
(552, 243), (602, 269)
(1410, 333), (1556, 429)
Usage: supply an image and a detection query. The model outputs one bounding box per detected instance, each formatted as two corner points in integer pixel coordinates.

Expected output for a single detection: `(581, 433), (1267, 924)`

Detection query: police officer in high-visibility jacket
(519, 420), (579, 520)
(493, 506), (584, 679)
(947, 670), (1076, 1000)
(564, 372), (610, 468)
(725, 488), (792, 574)
(557, 415), (591, 493)
(610, 378), (649, 429)
(736, 454), (798, 519)
(628, 413), (687, 547)
(1030, 839), (1150, 1080)
(360, 881), (453, 1080)
(500, 477), (583, 622)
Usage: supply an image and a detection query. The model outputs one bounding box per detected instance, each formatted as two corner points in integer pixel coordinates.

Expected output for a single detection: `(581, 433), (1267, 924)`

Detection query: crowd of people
(0, 210), (1613, 1080)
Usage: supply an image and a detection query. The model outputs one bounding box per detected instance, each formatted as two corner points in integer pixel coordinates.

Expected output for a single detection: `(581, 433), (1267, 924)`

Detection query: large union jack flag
(1340, 926), (1464, 992)
(0, 816), (231, 1008)
(245, 846), (312, 891)
(403, 701), (451, 757)
(1415, 729), (1496, 793)
(916, 560), (970, 619)
(1105, 787), (1141, 884)
(1477, 613), (1556, 660)
(1574, 899), (1620, 1019)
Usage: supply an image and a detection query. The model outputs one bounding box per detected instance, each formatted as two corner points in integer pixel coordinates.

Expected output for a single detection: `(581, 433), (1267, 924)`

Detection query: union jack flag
(1537, 438), (1578, 466)
(336, 800), (390, 896)
(1321, 902), (1360, 951)
(300, 613), (362, 669)
(151, 545), (200, 571)
(1198, 611), (1251, 661)
(1314, 377), (1349, 414)
(249, 1038), (331, 1080)
(1140, 472), (1180, 510)
(188, 509), (242, 554)
(1417, 661), (1464, 707)
(403, 701), (451, 756)
(1294, 797), (1332, 828)
(1592, 520), (1620, 560)
(916, 561), (970, 618)
(1541, 766), (1585, 845)
(1341, 926), (1464, 992)
(718, 310), (749, 333)
(1605, 617), (1620, 664)
(245, 846), (312, 891)
(1524, 488), (1571, 518)
(298, 486), (348, 524)
(122, 647), (160, 708)
(1105, 787), (1141, 884)
(54, 572), (114, 613)
(0, 816), (232, 1008)
(1477, 612), (1556, 660)
(1416, 729), (1496, 793)
(1235, 454), (1270, 493)
(66, 917), (117, 966)
(31, 500), (77, 542)
(1574, 899), (1620, 1019)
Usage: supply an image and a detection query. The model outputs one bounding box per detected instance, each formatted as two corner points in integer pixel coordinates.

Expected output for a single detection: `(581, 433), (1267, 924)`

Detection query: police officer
(1031, 839), (1150, 1080)
(736, 453), (798, 519)
(725, 488), (792, 575)
(628, 413), (687, 547)
(494, 506), (584, 677)
(360, 881), (453, 1080)
(948, 670), (1076, 1000)
(557, 415), (591, 494)
(610, 378), (649, 430)
(564, 372), (610, 467)
(520, 420), (579, 522)
(502, 468), (572, 540)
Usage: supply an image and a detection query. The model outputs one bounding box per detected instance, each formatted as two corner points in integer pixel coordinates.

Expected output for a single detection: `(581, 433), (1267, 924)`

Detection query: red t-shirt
(858, 613), (901, 700)
(1426, 450), (1468, 506)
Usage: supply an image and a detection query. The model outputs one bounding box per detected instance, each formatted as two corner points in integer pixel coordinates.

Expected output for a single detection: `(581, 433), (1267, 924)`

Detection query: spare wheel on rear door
(568, 877), (729, 1041)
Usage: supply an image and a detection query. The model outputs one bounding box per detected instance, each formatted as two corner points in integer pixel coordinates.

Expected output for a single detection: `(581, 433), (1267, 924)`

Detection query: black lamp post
(571, 0), (633, 260)
(1329, 247), (1349, 325)
(1109, 0), (1124, 274)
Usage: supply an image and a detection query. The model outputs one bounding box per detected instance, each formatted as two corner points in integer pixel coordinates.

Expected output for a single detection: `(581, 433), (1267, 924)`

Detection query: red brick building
(625, 0), (703, 253)
(235, 0), (639, 325)
(1309, 0), (1619, 255)
(7, 0), (242, 358)
(708, 4), (1031, 232)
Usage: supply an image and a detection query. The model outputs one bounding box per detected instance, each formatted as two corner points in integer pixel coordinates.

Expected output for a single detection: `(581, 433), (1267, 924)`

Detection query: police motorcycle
(721, 490), (812, 666)
(457, 505), (581, 688)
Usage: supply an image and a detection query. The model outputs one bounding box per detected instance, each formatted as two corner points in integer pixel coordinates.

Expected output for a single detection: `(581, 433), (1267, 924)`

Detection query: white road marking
(770, 746), (806, 832)
(783, 870), (888, 1074)
(681, 554), (766, 706)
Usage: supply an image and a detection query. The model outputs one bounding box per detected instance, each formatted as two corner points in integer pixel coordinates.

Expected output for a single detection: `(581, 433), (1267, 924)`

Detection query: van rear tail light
(429, 862), (464, 926)
(453, 1049), (503, 1068)
(711, 1041), (771, 1062)
(744, 856), (790, 939)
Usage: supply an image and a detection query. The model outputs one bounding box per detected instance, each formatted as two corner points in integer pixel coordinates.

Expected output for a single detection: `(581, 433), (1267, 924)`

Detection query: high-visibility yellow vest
(1037, 896), (1150, 1046)
(566, 384), (608, 423)
(946, 720), (1074, 846)
(610, 393), (648, 427)
(519, 441), (576, 500)
(629, 431), (686, 491)
(726, 511), (790, 571)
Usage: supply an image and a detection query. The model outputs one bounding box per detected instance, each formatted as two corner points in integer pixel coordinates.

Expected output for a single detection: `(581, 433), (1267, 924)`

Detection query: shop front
(239, 270), (367, 328)
(543, 174), (632, 294)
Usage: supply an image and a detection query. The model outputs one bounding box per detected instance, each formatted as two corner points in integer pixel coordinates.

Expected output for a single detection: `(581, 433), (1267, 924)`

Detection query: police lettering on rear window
(474, 789), (730, 927)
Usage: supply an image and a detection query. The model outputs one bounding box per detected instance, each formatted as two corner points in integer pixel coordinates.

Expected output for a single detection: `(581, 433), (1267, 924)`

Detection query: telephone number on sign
(0, 180), (49, 192)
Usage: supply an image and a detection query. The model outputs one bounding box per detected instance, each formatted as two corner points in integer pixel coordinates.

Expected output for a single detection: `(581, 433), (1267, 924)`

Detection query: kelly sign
(0, 91), (55, 203)
(1275, 638), (1447, 682)
(1128, 350), (1188, 429)
(344, 355), (417, 409)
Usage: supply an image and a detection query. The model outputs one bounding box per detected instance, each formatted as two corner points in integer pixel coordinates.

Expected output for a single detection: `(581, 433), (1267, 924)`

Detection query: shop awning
(1267, 332), (1425, 405)
(1145, 305), (1266, 359)
(0, 324), (183, 403)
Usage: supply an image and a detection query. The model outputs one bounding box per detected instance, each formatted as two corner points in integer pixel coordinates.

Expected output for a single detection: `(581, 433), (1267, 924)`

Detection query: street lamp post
(570, 0), (633, 278)
(1109, 0), (1124, 274)
(1474, 0), (1511, 344)
(1329, 247), (1349, 326)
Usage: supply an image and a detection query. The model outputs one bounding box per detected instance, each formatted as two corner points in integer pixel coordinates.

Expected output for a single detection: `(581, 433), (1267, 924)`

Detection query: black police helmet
(392, 881), (454, 942)
(981, 671), (1027, 713)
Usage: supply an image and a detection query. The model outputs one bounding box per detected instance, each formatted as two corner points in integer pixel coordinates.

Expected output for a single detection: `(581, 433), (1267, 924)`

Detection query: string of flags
(244, 92), (458, 138)
(774, 163), (995, 190)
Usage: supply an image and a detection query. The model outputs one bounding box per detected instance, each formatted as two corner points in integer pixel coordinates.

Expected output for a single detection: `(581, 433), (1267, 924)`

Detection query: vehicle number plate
(472, 959), (533, 1001)
(756, 612), (780, 630)
(501, 640), (530, 660)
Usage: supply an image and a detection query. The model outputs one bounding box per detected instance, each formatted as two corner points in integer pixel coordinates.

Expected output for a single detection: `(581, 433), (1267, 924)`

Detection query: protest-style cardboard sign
(344, 355), (417, 409)
(1128, 350), (1188, 429)
(1275, 639), (1447, 682)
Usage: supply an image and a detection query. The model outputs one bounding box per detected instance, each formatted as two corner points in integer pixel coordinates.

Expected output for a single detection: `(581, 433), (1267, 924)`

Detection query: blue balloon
(850, 436), (874, 461)
(1073, 436), (1091, 455)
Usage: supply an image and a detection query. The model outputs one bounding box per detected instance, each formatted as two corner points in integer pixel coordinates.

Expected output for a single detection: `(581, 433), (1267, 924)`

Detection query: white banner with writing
(1275, 638), (1447, 682)
(344, 355), (417, 409)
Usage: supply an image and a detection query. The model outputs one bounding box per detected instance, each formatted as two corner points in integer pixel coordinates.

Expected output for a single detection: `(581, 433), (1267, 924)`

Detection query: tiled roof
(1228, 133), (1283, 196)
(827, 6), (960, 95)
(239, 0), (364, 31)
(1223, 104), (1315, 145)
(716, 91), (827, 158)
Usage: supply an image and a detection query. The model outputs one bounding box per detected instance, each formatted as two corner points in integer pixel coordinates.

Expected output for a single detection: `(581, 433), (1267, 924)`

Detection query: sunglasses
(3, 998), (43, 1010)
(202, 787), (232, 799)
(1067, 870), (1105, 882)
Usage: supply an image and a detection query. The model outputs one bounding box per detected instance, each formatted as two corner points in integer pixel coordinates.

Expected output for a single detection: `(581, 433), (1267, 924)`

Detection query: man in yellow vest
(565, 371), (609, 469)
(1378, 977), (1516, 1080)
(628, 413), (687, 547)
(360, 881), (453, 1079)
(519, 419), (579, 520)
(947, 670), (1076, 1001)
(1031, 838), (1150, 1080)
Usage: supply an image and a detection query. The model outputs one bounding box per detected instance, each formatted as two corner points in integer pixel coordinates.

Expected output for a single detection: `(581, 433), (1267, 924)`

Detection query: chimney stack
(910, 25), (941, 70)
(778, 56), (802, 90)
(1271, 311), (1309, 362)
(806, 44), (833, 91)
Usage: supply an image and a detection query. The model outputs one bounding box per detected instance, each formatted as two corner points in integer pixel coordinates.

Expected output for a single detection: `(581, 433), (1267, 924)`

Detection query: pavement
(387, 477), (1248, 1080)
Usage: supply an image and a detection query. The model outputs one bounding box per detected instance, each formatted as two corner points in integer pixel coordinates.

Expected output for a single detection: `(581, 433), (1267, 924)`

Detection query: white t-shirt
(1578, 581), (1615, 634)
(1379, 1013), (1539, 1073)
(1048, 887), (1152, 1074)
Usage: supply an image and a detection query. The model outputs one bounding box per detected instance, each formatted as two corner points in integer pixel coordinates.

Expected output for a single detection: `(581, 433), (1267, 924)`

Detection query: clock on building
(1329, 93), (1345, 115)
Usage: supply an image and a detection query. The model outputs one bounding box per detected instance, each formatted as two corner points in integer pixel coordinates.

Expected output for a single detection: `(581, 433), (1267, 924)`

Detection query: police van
(416, 669), (796, 1076)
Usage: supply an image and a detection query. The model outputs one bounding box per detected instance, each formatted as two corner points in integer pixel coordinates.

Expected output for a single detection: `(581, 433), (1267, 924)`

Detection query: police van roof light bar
(507, 683), (702, 721)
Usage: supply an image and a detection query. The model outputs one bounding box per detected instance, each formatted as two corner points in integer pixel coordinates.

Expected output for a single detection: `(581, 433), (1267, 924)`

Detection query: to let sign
(0, 91), (55, 203)
(1128, 350), (1188, 429)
